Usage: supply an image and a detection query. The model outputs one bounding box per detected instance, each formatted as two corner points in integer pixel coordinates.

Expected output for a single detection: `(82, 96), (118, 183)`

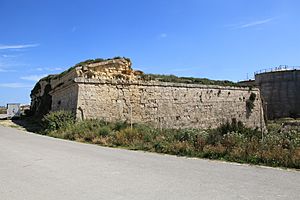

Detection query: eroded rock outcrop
(30, 76), (54, 117)
(75, 57), (143, 80)
(30, 57), (142, 117)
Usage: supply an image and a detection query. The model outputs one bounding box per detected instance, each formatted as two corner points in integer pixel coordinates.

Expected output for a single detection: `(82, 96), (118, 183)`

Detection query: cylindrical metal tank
(255, 69), (300, 119)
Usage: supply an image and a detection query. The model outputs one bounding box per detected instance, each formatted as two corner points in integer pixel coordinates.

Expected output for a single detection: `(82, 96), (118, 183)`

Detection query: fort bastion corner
(30, 57), (266, 130)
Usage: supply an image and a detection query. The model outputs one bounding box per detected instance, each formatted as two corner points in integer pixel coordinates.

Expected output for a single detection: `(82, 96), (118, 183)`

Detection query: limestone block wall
(30, 58), (138, 117)
(73, 78), (265, 130)
(31, 57), (266, 130)
(50, 84), (79, 114)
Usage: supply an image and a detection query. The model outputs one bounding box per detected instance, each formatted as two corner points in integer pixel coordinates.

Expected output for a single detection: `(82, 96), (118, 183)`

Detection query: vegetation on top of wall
(39, 110), (300, 169)
(72, 57), (131, 67)
(33, 57), (253, 89)
(52, 57), (132, 80)
(141, 74), (242, 87)
(31, 57), (132, 85)
(40, 74), (57, 82)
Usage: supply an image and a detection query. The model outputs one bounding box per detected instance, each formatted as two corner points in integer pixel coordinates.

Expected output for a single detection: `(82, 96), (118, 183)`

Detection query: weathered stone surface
(31, 57), (266, 130)
(30, 79), (53, 117)
(75, 58), (141, 81)
(71, 80), (265, 129)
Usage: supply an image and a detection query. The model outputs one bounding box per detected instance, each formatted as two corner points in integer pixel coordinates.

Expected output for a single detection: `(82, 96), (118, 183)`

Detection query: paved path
(0, 126), (299, 200)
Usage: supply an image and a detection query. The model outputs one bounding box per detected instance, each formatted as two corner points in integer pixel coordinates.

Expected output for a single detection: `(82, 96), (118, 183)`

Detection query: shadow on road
(11, 117), (42, 133)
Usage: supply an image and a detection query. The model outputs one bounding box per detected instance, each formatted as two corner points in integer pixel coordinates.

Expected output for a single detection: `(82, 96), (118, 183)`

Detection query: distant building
(7, 103), (21, 118)
(255, 67), (300, 119)
(20, 104), (30, 112)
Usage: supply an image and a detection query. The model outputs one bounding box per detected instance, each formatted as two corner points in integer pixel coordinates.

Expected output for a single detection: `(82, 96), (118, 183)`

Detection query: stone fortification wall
(30, 79), (53, 117)
(69, 78), (265, 130)
(50, 84), (78, 113)
(255, 70), (300, 119)
(32, 57), (265, 130)
(30, 58), (136, 116)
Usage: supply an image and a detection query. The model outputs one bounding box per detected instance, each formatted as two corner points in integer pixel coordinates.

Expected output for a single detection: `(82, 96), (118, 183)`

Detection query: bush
(40, 117), (300, 169)
(96, 126), (110, 137)
(113, 121), (129, 131)
(113, 128), (142, 146)
(174, 129), (198, 142)
(203, 144), (226, 159)
(42, 110), (75, 131)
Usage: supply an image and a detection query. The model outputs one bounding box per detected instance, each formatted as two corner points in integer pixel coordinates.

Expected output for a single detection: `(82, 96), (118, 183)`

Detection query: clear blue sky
(0, 0), (299, 105)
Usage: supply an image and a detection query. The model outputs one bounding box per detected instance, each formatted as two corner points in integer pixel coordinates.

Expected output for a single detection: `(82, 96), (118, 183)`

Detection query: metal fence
(254, 65), (300, 75)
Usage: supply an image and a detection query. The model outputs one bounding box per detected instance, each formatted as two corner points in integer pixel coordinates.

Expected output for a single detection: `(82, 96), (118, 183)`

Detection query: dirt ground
(0, 118), (41, 132)
(0, 120), (25, 130)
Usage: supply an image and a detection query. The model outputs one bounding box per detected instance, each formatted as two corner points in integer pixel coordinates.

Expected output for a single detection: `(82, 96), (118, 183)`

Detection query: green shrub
(113, 128), (141, 146)
(113, 121), (129, 131)
(40, 117), (300, 169)
(203, 144), (226, 159)
(222, 132), (245, 152)
(193, 131), (209, 151)
(97, 126), (111, 137)
(42, 110), (75, 131)
(174, 129), (198, 142)
(167, 141), (194, 156)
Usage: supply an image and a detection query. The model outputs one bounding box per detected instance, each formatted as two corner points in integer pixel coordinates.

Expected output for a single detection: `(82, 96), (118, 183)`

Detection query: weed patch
(41, 112), (300, 169)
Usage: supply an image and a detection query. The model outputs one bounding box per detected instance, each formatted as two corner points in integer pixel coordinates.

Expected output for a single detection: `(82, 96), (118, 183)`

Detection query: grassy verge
(0, 108), (6, 114)
(38, 111), (300, 169)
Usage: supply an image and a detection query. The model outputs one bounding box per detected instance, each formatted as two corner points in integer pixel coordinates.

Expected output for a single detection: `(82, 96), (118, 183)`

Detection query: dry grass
(0, 120), (26, 130)
(0, 108), (6, 114)
(39, 111), (300, 169)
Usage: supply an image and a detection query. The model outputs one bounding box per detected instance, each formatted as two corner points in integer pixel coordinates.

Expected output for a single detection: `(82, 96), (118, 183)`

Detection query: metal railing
(254, 65), (300, 75)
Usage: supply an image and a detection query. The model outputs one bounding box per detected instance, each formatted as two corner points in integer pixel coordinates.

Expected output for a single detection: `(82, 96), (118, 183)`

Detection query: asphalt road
(0, 126), (299, 200)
